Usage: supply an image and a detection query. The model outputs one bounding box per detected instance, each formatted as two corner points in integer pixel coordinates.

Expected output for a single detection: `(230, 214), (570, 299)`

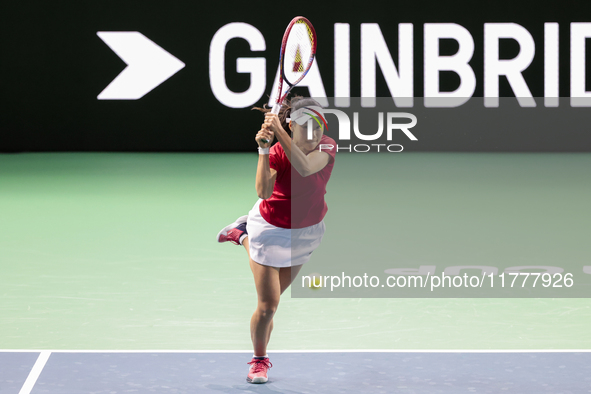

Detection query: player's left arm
(265, 113), (330, 177)
(276, 130), (329, 177)
(298, 150), (331, 176)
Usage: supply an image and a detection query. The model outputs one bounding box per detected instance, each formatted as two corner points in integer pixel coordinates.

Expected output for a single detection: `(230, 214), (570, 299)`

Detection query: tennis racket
(261, 16), (317, 143)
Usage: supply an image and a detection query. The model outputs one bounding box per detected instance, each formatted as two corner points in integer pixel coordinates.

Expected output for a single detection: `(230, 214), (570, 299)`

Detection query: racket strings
(293, 47), (304, 72)
(273, 17), (317, 113)
(284, 20), (315, 86)
(299, 20), (315, 44)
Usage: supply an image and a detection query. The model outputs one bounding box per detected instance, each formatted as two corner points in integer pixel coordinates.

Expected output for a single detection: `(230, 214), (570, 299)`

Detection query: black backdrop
(1, 0), (590, 152)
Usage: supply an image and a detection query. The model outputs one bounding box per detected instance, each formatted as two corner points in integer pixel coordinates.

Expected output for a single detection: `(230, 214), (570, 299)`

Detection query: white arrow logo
(97, 32), (185, 100)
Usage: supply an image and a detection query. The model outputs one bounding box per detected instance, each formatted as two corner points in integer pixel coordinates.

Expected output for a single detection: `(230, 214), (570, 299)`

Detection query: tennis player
(216, 97), (336, 384)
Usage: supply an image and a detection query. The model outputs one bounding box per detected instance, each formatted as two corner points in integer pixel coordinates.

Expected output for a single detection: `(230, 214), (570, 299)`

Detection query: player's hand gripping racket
(260, 16), (317, 143)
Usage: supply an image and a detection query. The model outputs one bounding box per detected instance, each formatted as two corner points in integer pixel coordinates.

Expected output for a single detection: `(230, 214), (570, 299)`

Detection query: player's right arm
(255, 128), (277, 200)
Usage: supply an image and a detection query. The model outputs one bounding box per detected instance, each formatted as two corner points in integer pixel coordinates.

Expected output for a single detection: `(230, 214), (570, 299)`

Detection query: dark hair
(253, 96), (322, 134)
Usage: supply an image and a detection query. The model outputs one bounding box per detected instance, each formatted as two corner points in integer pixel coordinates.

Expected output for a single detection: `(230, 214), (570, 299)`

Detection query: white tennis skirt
(246, 199), (325, 268)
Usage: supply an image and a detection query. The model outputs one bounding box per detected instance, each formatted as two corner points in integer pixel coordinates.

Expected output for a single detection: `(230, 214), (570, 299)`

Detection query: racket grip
(271, 103), (282, 115)
(261, 104), (282, 143)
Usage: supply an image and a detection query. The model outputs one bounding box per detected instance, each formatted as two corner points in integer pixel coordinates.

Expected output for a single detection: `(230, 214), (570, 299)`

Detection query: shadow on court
(205, 383), (306, 393)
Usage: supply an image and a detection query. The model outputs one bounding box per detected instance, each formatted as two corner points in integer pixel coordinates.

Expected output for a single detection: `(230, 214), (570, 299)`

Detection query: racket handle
(261, 104), (282, 143)
(271, 103), (282, 115)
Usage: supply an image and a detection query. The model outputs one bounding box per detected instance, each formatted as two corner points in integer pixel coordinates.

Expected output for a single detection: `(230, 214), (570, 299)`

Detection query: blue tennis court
(3, 350), (591, 393)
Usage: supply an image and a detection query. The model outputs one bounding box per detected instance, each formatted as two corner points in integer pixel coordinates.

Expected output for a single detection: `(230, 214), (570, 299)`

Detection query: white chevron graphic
(97, 31), (185, 100)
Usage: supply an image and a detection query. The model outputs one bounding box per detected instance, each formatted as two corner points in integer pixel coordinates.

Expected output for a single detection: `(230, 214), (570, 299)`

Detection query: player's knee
(257, 303), (278, 319)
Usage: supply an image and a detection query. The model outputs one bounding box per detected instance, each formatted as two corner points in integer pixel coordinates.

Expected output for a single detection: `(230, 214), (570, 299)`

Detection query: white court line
(18, 351), (51, 394)
(2, 349), (591, 353)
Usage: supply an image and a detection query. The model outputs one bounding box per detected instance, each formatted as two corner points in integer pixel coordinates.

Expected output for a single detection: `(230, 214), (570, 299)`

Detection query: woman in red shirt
(217, 97), (336, 383)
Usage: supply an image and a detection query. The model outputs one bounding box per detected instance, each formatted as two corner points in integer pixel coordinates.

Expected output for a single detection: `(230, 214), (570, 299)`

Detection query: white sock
(239, 234), (248, 245)
(253, 354), (268, 359)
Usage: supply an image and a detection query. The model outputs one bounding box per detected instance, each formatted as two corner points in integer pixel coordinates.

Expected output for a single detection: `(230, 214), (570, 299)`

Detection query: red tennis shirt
(259, 135), (337, 229)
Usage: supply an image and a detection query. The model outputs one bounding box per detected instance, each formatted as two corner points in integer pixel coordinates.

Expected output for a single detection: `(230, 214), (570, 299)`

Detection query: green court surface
(1, 152), (590, 350)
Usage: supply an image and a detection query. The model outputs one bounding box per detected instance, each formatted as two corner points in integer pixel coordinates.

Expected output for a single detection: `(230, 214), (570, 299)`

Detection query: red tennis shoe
(246, 357), (272, 384)
(216, 215), (248, 245)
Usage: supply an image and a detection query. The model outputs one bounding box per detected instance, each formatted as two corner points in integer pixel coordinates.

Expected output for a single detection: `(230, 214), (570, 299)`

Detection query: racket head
(275, 16), (317, 105)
